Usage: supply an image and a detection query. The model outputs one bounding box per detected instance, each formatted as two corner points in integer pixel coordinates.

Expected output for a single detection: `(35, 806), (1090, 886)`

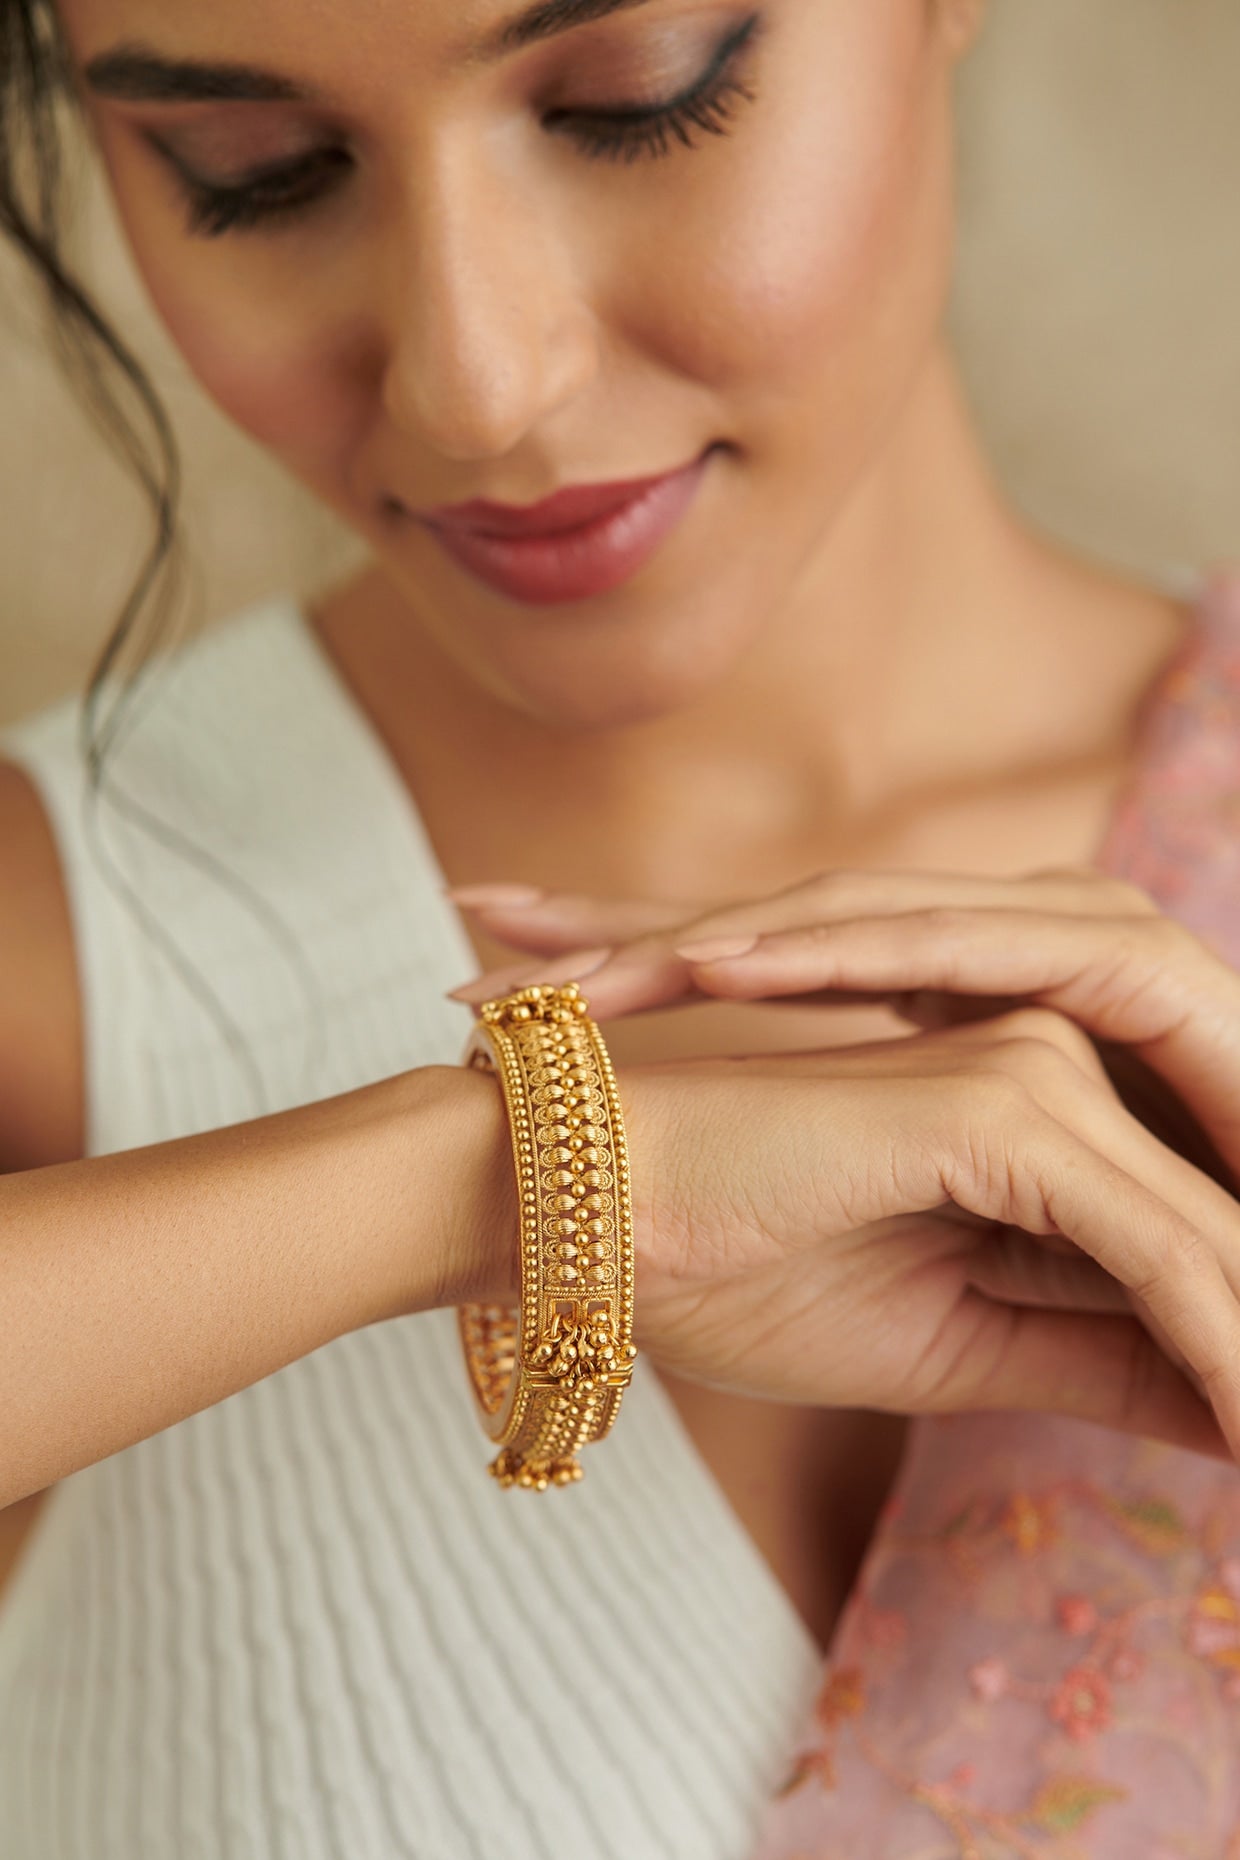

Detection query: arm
(0, 1063), (518, 1509)
(0, 760), (517, 1509)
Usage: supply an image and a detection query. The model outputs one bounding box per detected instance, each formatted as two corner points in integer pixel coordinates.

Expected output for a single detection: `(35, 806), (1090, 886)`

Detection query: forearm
(0, 1063), (517, 1506)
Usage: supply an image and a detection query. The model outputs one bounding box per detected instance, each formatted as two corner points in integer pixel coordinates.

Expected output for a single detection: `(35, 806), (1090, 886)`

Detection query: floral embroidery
(1026, 1776), (1128, 1837)
(813, 1666), (865, 1732)
(1048, 1665), (1112, 1742)
(751, 578), (1240, 1860)
(968, 1656), (1010, 1702)
(1001, 1491), (1061, 1556)
(1055, 1594), (1098, 1637)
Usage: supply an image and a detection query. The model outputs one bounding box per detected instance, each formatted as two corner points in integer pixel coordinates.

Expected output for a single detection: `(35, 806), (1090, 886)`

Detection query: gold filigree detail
(531, 1304), (638, 1393)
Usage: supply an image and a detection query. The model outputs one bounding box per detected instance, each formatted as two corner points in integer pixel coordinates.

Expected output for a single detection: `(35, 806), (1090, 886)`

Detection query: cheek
(125, 215), (364, 472)
(626, 9), (952, 431)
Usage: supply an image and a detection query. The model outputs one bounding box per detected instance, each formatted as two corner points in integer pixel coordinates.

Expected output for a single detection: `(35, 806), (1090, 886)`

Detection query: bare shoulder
(0, 758), (84, 1171)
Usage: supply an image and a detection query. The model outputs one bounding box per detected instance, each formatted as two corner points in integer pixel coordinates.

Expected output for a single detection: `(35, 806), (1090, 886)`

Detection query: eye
(176, 144), (355, 239)
(172, 10), (763, 240)
(551, 12), (762, 166)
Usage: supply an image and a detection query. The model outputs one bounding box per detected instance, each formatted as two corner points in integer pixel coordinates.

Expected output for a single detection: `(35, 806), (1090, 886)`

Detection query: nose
(378, 146), (599, 462)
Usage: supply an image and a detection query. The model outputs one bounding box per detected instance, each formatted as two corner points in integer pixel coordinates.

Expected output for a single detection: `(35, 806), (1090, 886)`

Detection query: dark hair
(1, 2), (326, 1114)
(1, 0), (184, 773)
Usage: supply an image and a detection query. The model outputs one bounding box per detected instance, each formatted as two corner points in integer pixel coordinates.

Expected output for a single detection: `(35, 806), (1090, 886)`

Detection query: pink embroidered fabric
(752, 573), (1240, 1860)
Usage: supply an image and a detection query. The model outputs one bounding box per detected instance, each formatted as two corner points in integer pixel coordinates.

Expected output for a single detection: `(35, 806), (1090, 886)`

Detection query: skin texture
(2, 0), (1209, 1645)
(63, 0), (970, 734)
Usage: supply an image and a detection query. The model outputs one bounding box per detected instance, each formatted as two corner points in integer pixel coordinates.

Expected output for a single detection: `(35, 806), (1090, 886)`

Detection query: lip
(423, 460), (703, 539)
(411, 448), (717, 605)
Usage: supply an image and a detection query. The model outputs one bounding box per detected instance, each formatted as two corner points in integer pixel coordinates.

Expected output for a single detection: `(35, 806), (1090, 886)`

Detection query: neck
(314, 345), (1184, 897)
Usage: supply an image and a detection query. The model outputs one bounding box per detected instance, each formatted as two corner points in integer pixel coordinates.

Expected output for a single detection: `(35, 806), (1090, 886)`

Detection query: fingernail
(446, 946), (612, 1005)
(444, 883), (545, 908)
(675, 934), (760, 963)
(519, 946), (613, 986)
(447, 980), (490, 1002)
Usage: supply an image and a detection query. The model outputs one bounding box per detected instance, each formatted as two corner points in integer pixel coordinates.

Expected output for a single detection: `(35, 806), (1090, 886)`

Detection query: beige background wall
(1, 0), (1238, 728)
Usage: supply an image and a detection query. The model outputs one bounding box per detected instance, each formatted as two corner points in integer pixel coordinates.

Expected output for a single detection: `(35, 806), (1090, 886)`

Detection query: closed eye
(163, 11), (764, 239)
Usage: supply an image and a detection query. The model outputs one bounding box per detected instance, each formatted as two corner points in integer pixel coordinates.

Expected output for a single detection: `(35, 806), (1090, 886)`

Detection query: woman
(1, 0), (1238, 1853)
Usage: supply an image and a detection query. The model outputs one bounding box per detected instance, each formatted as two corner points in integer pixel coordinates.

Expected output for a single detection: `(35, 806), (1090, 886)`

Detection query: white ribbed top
(0, 596), (822, 1860)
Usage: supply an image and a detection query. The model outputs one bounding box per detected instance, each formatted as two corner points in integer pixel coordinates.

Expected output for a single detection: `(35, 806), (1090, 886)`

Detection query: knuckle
(1198, 1337), (1240, 1401)
(985, 1005), (1072, 1042)
(1130, 1217), (1212, 1309)
(984, 1006), (1097, 1070)
(941, 1073), (1042, 1217)
(955, 1062), (1036, 1124)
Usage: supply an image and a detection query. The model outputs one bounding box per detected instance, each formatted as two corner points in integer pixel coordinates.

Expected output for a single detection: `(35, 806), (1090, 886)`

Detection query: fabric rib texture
(0, 597), (822, 1860)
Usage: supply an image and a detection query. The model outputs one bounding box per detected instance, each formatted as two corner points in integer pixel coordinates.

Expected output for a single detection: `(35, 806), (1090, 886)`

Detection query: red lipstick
(411, 447), (717, 604)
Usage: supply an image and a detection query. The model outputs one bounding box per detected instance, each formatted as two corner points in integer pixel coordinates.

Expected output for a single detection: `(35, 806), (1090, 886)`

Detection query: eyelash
(178, 13), (762, 239)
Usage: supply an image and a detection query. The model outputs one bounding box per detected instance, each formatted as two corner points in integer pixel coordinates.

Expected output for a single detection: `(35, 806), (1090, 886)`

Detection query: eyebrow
(82, 0), (656, 104)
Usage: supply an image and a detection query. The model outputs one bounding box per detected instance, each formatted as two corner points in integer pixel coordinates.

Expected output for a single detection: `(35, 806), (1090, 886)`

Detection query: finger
(964, 1231), (1133, 1313)
(918, 1299), (1229, 1461)
(449, 944), (695, 1014)
(447, 950), (613, 1006)
(687, 908), (1240, 1175)
(445, 887), (693, 956)
(709, 1014), (1240, 1326)
(445, 864), (1142, 977)
(941, 1093), (1240, 1456)
(450, 870), (1150, 1014)
(686, 1009), (1117, 1093)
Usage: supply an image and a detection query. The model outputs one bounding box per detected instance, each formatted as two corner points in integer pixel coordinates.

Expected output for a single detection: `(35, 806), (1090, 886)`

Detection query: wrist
(383, 1063), (519, 1316)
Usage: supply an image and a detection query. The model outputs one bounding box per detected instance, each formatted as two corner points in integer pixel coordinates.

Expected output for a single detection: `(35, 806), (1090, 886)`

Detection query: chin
(484, 614), (754, 735)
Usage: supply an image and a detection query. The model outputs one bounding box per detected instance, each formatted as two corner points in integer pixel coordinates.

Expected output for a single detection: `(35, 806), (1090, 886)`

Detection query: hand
(447, 866), (1240, 1447)
(614, 1004), (1238, 1458)
(447, 866), (1240, 1192)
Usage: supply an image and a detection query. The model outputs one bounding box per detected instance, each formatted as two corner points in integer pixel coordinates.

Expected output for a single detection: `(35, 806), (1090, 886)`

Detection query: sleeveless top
(0, 572), (1238, 1860)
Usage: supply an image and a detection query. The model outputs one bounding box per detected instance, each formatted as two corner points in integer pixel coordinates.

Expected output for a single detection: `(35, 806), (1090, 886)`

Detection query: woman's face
(59, 0), (978, 728)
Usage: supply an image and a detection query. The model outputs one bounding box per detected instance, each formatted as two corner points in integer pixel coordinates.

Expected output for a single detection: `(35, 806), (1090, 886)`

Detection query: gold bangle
(457, 982), (638, 1490)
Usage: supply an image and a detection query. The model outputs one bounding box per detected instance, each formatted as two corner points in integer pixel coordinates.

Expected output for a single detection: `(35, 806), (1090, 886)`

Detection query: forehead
(59, 0), (662, 84)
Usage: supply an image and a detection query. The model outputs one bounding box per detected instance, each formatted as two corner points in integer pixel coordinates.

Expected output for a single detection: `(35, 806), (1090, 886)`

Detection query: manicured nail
(521, 946), (613, 986)
(445, 883), (545, 908)
(446, 946), (612, 1004)
(675, 934), (760, 963)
